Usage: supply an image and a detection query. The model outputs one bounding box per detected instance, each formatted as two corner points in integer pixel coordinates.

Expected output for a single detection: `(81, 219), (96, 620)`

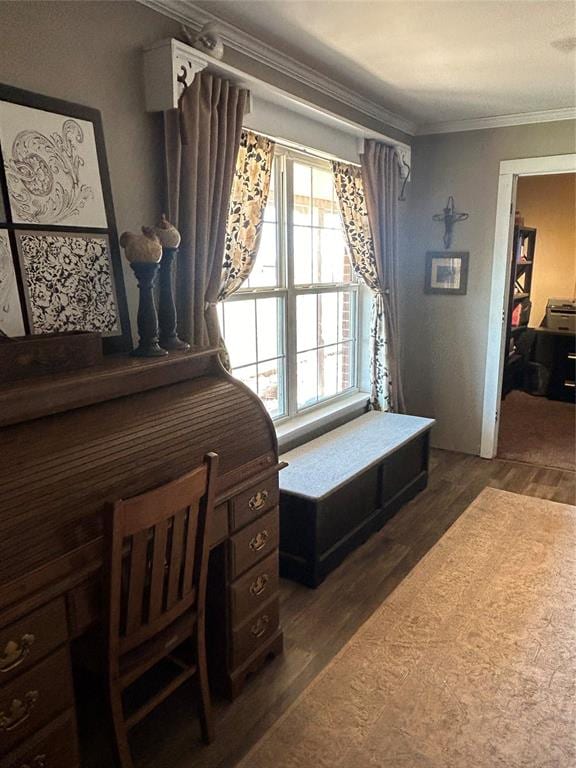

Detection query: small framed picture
(425, 251), (469, 295)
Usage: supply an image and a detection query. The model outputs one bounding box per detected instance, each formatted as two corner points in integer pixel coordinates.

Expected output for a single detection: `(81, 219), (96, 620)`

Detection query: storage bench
(279, 412), (434, 587)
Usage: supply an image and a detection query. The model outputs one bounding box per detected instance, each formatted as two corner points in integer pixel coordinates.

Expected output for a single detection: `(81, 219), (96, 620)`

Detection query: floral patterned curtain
(332, 161), (391, 410)
(219, 130), (275, 300)
(217, 130), (275, 369)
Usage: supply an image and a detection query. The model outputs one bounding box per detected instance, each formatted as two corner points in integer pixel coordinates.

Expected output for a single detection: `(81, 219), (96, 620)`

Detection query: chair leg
(196, 621), (214, 744)
(109, 683), (134, 768)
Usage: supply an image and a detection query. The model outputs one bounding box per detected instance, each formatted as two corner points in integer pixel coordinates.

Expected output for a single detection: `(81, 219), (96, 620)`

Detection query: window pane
(323, 209), (342, 229)
(318, 344), (338, 400)
(257, 297), (282, 360)
(312, 228), (351, 284)
(258, 357), (284, 418)
(318, 292), (338, 346)
(293, 225), (312, 285)
(296, 293), (317, 352)
(233, 363), (258, 395)
(297, 349), (318, 408)
(312, 167), (334, 227)
(337, 342), (355, 391)
(338, 290), (355, 341)
(224, 300), (256, 368)
(293, 162), (311, 225)
(248, 222), (278, 288)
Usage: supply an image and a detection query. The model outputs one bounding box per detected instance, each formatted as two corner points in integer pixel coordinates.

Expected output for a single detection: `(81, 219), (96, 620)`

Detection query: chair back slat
(107, 454), (219, 660)
(148, 518), (170, 623)
(125, 529), (150, 636)
(181, 500), (199, 597)
(166, 508), (187, 611)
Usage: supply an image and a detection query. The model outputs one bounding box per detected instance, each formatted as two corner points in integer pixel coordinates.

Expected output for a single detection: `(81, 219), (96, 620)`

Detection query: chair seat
(120, 610), (198, 689)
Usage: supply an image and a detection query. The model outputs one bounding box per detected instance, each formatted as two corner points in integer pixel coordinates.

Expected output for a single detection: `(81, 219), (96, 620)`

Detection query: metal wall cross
(433, 196), (469, 249)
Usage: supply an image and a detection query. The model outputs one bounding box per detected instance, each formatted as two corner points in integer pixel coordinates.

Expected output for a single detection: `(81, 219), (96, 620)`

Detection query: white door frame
(480, 153), (576, 459)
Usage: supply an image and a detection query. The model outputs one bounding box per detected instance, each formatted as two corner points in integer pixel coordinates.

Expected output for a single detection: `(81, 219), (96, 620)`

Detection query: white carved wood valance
(142, 37), (410, 174)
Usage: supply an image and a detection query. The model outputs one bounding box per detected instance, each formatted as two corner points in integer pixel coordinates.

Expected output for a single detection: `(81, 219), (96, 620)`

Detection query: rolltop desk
(0, 349), (284, 767)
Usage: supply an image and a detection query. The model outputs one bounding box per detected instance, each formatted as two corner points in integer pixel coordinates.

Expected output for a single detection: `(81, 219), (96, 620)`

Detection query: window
(218, 148), (358, 420)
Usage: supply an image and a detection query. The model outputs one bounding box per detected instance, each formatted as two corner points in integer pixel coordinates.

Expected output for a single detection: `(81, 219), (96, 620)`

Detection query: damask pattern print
(0, 230), (25, 337)
(332, 162), (391, 411)
(217, 130), (275, 369)
(0, 102), (108, 228)
(17, 232), (119, 335)
(220, 130), (275, 300)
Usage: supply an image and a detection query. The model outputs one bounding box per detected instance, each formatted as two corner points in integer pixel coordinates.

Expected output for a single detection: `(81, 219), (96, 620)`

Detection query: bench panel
(279, 417), (433, 587)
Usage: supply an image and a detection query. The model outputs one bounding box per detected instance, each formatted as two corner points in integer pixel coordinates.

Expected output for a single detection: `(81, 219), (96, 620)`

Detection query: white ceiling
(193, 0), (576, 129)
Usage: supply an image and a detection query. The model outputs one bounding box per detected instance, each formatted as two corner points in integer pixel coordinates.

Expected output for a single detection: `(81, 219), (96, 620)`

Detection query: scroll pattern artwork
(0, 230), (24, 336)
(0, 83), (131, 351)
(16, 232), (119, 335)
(0, 101), (108, 228)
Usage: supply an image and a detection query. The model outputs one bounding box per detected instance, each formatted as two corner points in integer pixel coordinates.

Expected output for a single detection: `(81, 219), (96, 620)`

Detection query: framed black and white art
(424, 251), (469, 295)
(0, 229), (25, 337)
(0, 83), (131, 351)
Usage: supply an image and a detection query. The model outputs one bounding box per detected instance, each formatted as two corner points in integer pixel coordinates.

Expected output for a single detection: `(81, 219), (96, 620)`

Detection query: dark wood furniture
(279, 412), (434, 587)
(503, 226), (536, 397)
(532, 328), (576, 402)
(0, 350), (284, 767)
(106, 454), (218, 768)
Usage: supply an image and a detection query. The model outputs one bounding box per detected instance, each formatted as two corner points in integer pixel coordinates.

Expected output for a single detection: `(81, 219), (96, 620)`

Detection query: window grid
(223, 148), (359, 421)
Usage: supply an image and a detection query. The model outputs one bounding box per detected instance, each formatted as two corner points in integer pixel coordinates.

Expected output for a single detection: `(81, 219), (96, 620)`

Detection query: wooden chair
(105, 452), (219, 768)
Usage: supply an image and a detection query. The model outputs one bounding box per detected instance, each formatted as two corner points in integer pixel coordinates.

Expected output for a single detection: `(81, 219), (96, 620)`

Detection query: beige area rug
(238, 488), (576, 768)
(498, 391), (575, 471)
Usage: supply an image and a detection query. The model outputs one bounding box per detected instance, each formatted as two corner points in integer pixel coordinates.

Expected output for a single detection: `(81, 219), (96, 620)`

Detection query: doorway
(480, 154), (576, 462)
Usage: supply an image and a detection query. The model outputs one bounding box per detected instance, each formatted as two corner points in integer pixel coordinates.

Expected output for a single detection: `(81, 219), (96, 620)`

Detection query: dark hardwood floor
(121, 449), (575, 768)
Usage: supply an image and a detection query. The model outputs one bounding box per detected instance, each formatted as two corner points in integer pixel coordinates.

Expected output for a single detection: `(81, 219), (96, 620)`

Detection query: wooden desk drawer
(230, 478), (279, 531)
(231, 597), (279, 669)
(0, 709), (78, 768)
(0, 600), (67, 685)
(0, 648), (74, 755)
(229, 509), (278, 579)
(230, 551), (279, 627)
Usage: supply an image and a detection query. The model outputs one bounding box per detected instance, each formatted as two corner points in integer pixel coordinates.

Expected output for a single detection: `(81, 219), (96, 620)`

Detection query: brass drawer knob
(0, 634), (35, 673)
(250, 615), (269, 638)
(248, 489), (269, 512)
(20, 756), (46, 768)
(249, 574), (269, 597)
(0, 691), (39, 732)
(249, 530), (269, 552)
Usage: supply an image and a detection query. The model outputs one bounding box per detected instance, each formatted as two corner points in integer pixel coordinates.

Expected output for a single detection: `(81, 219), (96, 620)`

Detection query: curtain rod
(245, 128), (362, 168)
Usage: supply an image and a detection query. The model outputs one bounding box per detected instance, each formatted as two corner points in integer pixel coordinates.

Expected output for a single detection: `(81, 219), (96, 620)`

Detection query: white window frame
(223, 145), (361, 423)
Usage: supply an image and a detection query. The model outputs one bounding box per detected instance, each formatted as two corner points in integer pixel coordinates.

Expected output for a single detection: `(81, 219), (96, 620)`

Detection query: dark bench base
(279, 431), (430, 588)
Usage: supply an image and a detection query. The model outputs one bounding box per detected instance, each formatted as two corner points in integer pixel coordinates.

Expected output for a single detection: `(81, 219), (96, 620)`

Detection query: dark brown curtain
(164, 72), (248, 347)
(360, 140), (406, 413)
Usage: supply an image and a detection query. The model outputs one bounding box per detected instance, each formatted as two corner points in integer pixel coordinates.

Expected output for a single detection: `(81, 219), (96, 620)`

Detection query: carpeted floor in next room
(498, 390), (576, 471)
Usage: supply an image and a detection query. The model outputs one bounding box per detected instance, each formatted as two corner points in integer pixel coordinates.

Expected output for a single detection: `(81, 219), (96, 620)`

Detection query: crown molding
(418, 107), (576, 135)
(138, 0), (417, 137)
(141, 0), (576, 139)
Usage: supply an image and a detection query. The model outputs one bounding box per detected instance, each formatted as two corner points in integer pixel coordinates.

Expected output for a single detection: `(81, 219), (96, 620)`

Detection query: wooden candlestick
(130, 261), (167, 357)
(158, 247), (190, 351)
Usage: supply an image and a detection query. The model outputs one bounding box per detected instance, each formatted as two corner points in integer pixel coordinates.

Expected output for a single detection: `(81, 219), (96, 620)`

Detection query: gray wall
(0, 1), (410, 333)
(401, 121), (576, 454)
(0, 0), (182, 327)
